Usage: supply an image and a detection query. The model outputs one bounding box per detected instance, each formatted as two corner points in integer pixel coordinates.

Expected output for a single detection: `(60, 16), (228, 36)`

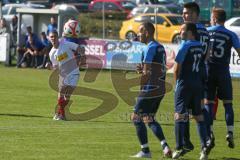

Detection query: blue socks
(184, 120), (190, 143)
(204, 103), (214, 138)
(224, 103), (234, 132)
(205, 103), (214, 125)
(202, 108), (211, 138)
(134, 121), (148, 146)
(148, 121), (165, 142)
(175, 121), (186, 149)
(197, 121), (207, 148)
(134, 120), (168, 152)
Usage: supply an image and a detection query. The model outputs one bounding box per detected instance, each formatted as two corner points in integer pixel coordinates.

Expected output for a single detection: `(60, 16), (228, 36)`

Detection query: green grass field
(0, 64), (239, 160)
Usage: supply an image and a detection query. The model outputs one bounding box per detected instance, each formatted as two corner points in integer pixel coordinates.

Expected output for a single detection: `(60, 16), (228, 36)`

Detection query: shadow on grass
(221, 158), (240, 160)
(0, 113), (51, 119)
(88, 120), (174, 126)
(164, 158), (240, 160)
(89, 120), (131, 124)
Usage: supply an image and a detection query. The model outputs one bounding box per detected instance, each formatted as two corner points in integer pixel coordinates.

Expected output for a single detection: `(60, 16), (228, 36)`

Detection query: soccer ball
(63, 20), (81, 38)
(21, 62), (27, 68)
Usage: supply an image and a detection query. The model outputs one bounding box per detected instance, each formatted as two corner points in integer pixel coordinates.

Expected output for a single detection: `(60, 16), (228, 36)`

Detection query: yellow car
(119, 13), (183, 43)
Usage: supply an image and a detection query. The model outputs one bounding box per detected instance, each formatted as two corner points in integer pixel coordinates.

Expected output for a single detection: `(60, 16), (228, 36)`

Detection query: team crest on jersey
(209, 32), (215, 36)
(157, 47), (164, 52)
(56, 52), (68, 61)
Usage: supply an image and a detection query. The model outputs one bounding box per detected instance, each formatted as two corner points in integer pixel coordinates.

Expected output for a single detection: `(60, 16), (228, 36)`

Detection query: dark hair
(183, 2), (200, 16)
(41, 32), (46, 35)
(141, 22), (155, 35)
(212, 8), (226, 23)
(12, 15), (18, 20)
(184, 22), (198, 39)
(49, 30), (58, 36)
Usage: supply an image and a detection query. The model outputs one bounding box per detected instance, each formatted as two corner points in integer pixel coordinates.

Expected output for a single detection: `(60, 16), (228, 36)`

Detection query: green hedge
(78, 13), (124, 39)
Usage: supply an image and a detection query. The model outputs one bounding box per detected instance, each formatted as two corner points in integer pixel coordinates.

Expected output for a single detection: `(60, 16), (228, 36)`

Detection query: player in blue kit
(205, 8), (240, 149)
(130, 22), (172, 158)
(182, 2), (209, 56)
(182, 2), (211, 152)
(172, 23), (208, 160)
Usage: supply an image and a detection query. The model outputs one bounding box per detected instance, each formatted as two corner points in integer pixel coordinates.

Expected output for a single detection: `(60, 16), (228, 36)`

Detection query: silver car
(2, 3), (45, 22)
(225, 17), (240, 38)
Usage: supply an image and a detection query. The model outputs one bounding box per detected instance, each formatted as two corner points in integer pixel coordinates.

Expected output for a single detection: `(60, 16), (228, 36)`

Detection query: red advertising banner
(79, 39), (107, 69)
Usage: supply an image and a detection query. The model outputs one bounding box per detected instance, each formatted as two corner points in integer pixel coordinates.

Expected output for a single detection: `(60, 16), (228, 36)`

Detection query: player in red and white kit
(49, 20), (85, 120)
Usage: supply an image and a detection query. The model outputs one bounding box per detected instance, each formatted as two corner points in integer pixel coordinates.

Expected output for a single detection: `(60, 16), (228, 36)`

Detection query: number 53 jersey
(207, 25), (240, 69)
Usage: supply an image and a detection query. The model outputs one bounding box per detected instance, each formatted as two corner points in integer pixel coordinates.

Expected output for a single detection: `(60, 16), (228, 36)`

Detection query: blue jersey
(64, 37), (79, 44)
(207, 25), (240, 69)
(47, 23), (57, 35)
(41, 38), (51, 47)
(25, 33), (38, 43)
(196, 23), (209, 57)
(26, 36), (45, 51)
(141, 41), (166, 92)
(176, 40), (204, 86)
(181, 24), (209, 56)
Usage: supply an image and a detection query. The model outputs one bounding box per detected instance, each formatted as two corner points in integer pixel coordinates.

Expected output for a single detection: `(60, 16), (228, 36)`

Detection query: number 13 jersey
(207, 25), (240, 69)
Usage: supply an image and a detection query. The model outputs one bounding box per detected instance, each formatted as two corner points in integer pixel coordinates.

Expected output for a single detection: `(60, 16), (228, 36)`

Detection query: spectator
(17, 25), (41, 68)
(0, 18), (10, 35)
(18, 33), (45, 68)
(26, 25), (38, 39)
(41, 32), (51, 47)
(47, 17), (57, 36)
(37, 32), (52, 69)
(16, 24), (28, 68)
(27, 33), (46, 68)
(10, 15), (18, 48)
(1, 17), (12, 65)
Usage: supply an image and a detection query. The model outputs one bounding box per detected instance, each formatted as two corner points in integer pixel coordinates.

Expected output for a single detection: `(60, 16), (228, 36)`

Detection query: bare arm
(74, 46), (86, 66)
(136, 63), (143, 74)
(173, 62), (181, 83)
(140, 63), (151, 87)
(26, 48), (34, 55)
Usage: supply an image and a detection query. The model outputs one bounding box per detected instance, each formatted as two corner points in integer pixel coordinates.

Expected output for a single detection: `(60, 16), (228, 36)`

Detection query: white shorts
(59, 74), (80, 87)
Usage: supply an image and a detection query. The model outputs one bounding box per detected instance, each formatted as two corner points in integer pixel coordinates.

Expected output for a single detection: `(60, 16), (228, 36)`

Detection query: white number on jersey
(192, 54), (202, 72)
(210, 39), (225, 58)
(214, 39), (225, 58)
(200, 35), (208, 54)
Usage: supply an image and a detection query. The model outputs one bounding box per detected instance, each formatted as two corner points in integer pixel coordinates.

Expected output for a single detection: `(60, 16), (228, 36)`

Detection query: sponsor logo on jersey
(57, 52), (68, 61)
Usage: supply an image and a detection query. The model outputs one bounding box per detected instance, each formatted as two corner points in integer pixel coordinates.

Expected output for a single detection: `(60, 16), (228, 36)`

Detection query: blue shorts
(134, 96), (164, 115)
(175, 85), (202, 116)
(205, 68), (232, 100)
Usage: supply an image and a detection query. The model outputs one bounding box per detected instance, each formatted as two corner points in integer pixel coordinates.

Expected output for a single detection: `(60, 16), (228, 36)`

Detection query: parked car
(54, 0), (92, 12)
(2, 3), (45, 22)
(225, 17), (240, 38)
(1, 0), (26, 6)
(89, 0), (137, 15)
(127, 4), (181, 19)
(52, 4), (79, 14)
(119, 13), (183, 43)
(131, 0), (182, 14)
(26, 0), (53, 8)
